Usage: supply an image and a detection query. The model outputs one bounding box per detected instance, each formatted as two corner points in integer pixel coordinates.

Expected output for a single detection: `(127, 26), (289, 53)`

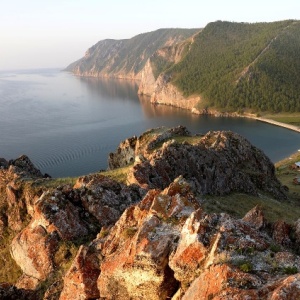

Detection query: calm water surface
(0, 69), (299, 177)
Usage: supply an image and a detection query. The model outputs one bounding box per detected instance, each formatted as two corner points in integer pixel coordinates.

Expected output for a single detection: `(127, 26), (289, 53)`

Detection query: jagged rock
(169, 208), (271, 291)
(0, 158), (8, 169)
(108, 126), (191, 170)
(181, 264), (261, 299)
(8, 155), (44, 178)
(6, 182), (27, 231)
(97, 177), (197, 299)
(59, 244), (100, 300)
(258, 274), (300, 299)
(108, 136), (137, 169)
(0, 155), (45, 232)
(73, 174), (145, 227)
(242, 205), (266, 230)
(126, 129), (286, 200)
(33, 191), (90, 240)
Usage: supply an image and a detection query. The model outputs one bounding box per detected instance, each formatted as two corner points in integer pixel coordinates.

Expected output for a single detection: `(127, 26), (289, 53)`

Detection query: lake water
(0, 69), (299, 178)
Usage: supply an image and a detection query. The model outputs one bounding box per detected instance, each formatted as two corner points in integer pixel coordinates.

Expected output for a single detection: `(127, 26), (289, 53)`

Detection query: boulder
(10, 225), (58, 283)
(242, 205), (266, 230)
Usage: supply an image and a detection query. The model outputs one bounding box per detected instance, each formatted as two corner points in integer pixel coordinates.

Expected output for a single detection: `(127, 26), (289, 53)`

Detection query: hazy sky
(0, 0), (299, 70)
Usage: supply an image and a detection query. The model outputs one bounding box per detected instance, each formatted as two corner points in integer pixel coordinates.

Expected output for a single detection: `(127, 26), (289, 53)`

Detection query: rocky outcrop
(65, 28), (199, 80)
(108, 125), (191, 170)
(61, 177), (300, 300)
(2, 129), (300, 299)
(108, 136), (137, 169)
(110, 126), (287, 199)
(97, 176), (199, 299)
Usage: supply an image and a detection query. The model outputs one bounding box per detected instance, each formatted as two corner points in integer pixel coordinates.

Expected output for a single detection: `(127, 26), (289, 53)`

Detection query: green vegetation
(263, 113), (300, 126)
(123, 227), (138, 238)
(203, 149), (300, 224)
(203, 192), (300, 224)
(283, 266), (298, 274)
(100, 165), (133, 184)
(30, 177), (77, 190)
(152, 20), (300, 113)
(238, 261), (253, 273)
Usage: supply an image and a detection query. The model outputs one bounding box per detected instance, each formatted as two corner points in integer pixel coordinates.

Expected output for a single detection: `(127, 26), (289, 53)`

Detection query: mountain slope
(64, 28), (200, 79)
(66, 20), (300, 113)
(149, 20), (300, 113)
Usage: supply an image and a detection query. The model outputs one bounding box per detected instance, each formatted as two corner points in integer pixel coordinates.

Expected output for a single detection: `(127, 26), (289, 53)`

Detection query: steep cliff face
(65, 28), (199, 80)
(2, 128), (300, 299)
(137, 35), (204, 113)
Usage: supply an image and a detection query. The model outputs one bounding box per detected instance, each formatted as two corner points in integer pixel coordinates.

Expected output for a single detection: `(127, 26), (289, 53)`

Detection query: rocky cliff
(2, 127), (300, 299)
(64, 28), (199, 80)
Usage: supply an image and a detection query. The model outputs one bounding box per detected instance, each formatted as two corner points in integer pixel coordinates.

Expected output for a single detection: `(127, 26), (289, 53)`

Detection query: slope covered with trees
(66, 20), (300, 114)
(159, 20), (300, 113)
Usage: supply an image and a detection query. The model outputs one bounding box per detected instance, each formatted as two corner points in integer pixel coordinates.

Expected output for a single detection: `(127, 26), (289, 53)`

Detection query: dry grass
(203, 150), (300, 224)
(203, 192), (300, 224)
(100, 165), (133, 184)
(0, 230), (23, 283)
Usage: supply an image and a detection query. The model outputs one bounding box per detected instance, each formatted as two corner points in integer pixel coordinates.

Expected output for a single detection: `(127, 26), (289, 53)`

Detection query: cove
(0, 69), (299, 178)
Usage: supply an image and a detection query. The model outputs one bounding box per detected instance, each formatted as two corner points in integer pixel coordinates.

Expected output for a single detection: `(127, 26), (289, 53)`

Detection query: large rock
(73, 174), (145, 226)
(108, 136), (137, 169)
(97, 177), (198, 299)
(0, 155), (46, 232)
(10, 224), (58, 283)
(108, 125), (191, 170)
(8, 155), (44, 178)
(125, 128), (286, 199)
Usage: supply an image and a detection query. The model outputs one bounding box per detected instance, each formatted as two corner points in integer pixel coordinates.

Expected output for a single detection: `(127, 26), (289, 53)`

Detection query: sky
(0, 0), (299, 70)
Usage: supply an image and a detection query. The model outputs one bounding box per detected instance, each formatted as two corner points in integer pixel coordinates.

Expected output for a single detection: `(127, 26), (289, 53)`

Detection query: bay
(0, 69), (299, 178)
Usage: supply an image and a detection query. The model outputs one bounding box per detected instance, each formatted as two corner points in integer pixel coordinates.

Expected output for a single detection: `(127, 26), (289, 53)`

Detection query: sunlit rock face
(96, 177), (197, 299)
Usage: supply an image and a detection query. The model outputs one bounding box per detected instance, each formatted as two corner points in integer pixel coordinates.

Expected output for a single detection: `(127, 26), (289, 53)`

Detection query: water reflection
(79, 77), (140, 101)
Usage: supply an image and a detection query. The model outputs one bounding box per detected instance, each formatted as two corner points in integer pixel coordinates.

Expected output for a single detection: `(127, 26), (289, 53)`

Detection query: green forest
(152, 20), (300, 113)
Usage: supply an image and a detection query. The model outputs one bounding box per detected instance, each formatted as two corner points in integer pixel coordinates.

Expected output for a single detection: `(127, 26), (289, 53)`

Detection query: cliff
(2, 127), (300, 299)
(64, 28), (199, 80)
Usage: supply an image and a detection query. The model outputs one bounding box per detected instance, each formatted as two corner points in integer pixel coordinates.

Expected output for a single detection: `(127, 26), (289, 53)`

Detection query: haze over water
(0, 69), (299, 178)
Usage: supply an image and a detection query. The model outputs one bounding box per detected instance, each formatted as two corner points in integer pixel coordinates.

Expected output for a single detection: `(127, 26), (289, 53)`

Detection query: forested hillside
(66, 20), (300, 113)
(160, 20), (300, 112)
